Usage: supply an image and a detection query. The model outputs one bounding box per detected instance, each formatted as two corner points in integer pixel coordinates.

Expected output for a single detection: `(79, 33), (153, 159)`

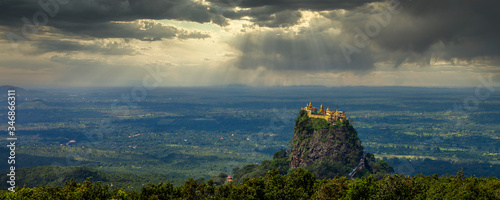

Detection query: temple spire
(319, 103), (325, 113)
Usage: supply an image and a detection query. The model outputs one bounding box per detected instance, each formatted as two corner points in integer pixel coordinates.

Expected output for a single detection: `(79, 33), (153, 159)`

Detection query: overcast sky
(1, 0), (499, 87)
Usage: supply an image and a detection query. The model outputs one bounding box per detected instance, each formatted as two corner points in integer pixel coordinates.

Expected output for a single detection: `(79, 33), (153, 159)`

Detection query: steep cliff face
(290, 110), (365, 178)
(232, 110), (394, 182)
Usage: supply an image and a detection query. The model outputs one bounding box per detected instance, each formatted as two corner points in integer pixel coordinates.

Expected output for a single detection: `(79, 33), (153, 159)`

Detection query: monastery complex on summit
(301, 102), (348, 122)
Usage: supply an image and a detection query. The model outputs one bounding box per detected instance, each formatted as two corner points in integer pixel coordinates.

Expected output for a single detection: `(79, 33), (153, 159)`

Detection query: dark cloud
(210, 0), (379, 11)
(4, 18), (209, 55)
(369, 0), (500, 66)
(213, 0), (379, 27)
(230, 0), (500, 71)
(32, 40), (138, 55)
(238, 8), (303, 28)
(0, 0), (375, 32)
(2, 0), (500, 74)
(0, 0), (224, 42)
(0, 0), (226, 26)
(52, 20), (210, 41)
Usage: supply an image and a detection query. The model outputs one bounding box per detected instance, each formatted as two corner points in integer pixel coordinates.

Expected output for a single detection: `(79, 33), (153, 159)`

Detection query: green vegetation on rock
(232, 110), (393, 181)
(290, 110), (393, 179)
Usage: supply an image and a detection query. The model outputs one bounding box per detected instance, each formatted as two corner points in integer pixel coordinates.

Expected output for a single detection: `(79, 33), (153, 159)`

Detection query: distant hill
(17, 99), (49, 109)
(0, 85), (27, 93)
(0, 85), (46, 97)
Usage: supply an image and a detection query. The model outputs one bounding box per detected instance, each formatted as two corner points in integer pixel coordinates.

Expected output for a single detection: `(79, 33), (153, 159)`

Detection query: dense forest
(0, 166), (182, 192)
(1, 169), (498, 199)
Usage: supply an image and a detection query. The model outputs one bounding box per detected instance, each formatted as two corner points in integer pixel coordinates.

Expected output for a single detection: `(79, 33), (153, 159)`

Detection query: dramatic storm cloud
(0, 0), (499, 87)
(372, 0), (500, 65)
(0, 0), (227, 26)
(230, 0), (500, 72)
